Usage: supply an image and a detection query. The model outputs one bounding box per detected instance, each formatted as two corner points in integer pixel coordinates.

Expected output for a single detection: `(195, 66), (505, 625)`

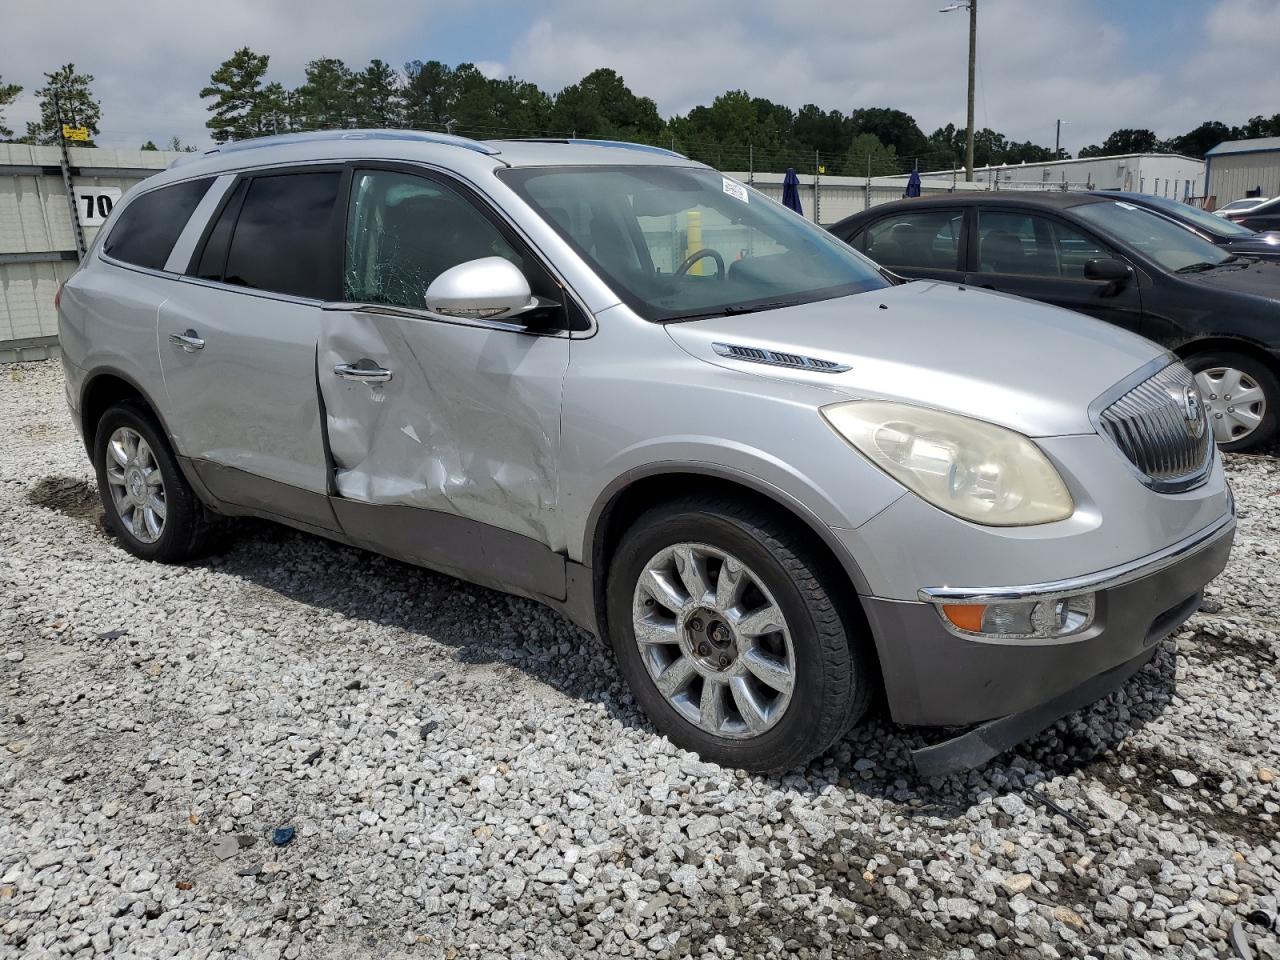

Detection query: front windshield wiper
(1173, 261), (1223, 274)
(661, 300), (806, 323)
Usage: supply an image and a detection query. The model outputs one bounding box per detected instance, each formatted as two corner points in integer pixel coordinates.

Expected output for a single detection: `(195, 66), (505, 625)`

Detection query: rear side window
(864, 209), (962, 270)
(103, 178), (213, 270)
(215, 172), (341, 299)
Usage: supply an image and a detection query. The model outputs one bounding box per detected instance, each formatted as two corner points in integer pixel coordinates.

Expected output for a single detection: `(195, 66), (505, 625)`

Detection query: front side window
(499, 165), (888, 321)
(976, 210), (1109, 278)
(864, 210), (962, 270)
(1073, 200), (1233, 273)
(219, 172), (341, 299)
(103, 177), (213, 270)
(344, 170), (524, 309)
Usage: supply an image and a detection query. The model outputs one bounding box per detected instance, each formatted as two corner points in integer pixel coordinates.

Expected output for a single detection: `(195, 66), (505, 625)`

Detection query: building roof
(1205, 137), (1280, 158)
(882, 152), (1203, 181)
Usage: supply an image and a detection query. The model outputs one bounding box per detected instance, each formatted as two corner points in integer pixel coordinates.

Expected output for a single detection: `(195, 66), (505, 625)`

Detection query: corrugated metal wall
(1207, 151), (1280, 207)
(0, 144), (180, 361)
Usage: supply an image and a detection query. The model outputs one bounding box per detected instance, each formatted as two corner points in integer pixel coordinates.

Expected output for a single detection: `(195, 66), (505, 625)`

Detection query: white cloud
(0, 0), (469, 148)
(1, 0), (1275, 154)
(506, 0), (1278, 158)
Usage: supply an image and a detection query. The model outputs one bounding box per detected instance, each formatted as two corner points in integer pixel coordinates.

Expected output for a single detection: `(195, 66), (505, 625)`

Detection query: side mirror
(1083, 258), (1131, 282)
(424, 257), (546, 323)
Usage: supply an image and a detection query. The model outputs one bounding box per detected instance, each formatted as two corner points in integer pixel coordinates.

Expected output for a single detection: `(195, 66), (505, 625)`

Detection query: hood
(665, 280), (1167, 437)
(1184, 256), (1280, 290)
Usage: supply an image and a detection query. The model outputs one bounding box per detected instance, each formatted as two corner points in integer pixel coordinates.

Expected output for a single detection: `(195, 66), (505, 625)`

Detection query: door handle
(168, 330), (204, 352)
(334, 362), (393, 383)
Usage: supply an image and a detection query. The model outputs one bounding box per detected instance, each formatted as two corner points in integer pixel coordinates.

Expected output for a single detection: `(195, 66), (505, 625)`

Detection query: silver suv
(58, 131), (1235, 775)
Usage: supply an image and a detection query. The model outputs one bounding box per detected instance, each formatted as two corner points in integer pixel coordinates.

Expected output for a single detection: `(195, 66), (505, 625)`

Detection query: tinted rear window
(193, 179), (247, 281)
(103, 178), (213, 270)
(220, 172), (340, 299)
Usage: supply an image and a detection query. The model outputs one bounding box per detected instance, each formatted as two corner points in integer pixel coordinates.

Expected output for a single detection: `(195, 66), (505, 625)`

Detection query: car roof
(830, 190), (1108, 229)
(138, 130), (700, 193)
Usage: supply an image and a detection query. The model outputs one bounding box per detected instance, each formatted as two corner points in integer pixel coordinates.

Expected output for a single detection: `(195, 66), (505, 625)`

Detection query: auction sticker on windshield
(722, 177), (748, 203)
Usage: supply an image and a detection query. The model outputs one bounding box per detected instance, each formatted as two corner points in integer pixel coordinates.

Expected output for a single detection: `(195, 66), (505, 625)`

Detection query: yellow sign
(818, 164), (826, 174)
(62, 125), (89, 142)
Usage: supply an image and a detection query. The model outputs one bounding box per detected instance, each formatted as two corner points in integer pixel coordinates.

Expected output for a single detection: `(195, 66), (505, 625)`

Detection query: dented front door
(318, 309), (568, 555)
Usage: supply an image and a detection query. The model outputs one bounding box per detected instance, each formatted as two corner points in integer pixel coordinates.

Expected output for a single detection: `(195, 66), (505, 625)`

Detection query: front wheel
(93, 402), (222, 563)
(1185, 351), (1278, 452)
(606, 496), (873, 772)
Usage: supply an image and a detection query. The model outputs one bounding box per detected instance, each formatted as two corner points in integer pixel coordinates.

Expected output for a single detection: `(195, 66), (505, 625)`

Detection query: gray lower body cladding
(863, 516), (1235, 728)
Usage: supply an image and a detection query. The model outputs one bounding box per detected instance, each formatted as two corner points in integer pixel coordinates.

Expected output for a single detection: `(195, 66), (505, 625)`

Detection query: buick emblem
(1178, 386), (1205, 437)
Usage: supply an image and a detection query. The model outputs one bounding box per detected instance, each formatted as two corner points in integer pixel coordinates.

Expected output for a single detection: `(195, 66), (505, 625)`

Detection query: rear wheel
(606, 496), (873, 772)
(93, 403), (222, 562)
(1185, 351), (1278, 452)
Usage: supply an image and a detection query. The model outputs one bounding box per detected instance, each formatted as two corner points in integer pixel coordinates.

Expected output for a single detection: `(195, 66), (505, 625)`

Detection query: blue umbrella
(905, 169), (922, 198)
(781, 167), (803, 215)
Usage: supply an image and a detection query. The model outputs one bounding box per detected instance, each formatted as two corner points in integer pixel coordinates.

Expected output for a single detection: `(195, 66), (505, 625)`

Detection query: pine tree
(200, 48), (273, 143)
(0, 76), (22, 141)
(292, 58), (357, 130)
(25, 64), (101, 146)
(356, 59), (403, 128)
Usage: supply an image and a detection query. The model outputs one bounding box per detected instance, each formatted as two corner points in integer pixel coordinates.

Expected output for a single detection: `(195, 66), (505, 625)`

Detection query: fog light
(939, 593), (1095, 639)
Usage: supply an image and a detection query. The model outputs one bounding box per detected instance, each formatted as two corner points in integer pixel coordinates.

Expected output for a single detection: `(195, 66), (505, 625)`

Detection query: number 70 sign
(72, 187), (123, 227)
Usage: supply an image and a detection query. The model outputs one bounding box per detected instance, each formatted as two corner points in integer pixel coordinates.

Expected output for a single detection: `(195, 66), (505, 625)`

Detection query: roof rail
(488, 137), (687, 160)
(204, 129), (502, 157)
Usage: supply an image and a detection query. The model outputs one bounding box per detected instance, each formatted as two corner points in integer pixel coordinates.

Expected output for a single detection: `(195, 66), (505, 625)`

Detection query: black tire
(605, 496), (873, 772)
(93, 402), (223, 563)
(1184, 351), (1279, 452)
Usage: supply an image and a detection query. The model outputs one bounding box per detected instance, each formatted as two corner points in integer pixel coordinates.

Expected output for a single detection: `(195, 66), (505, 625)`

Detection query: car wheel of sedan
(1186, 352), (1278, 452)
(93, 402), (223, 563)
(606, 496), (873, 772)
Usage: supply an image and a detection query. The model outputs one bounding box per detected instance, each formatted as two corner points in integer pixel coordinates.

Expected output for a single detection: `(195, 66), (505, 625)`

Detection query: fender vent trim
(712, 342), (850, 374)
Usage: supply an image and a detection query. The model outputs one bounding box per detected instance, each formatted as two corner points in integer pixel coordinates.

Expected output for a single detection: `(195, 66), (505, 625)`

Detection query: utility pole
(53, 90), (87, 260)
(1055, 119), (1061, 159)
(941, 1), (977, 182)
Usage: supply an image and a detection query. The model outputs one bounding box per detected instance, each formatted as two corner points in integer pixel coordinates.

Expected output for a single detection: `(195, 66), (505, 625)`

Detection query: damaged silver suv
(58, 131), (1235, 775)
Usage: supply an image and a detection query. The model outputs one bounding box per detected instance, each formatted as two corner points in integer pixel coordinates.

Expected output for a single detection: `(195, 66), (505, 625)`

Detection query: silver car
(57, 131), (1235, 775)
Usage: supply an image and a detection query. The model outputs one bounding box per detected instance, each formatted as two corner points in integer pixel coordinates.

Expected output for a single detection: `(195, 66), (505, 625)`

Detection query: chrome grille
(1097, 363), (1212, 491)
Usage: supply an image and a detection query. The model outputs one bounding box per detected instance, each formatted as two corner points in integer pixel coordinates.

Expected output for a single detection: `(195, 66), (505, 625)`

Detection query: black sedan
(829, 192), (1280, 450)
(1223, 196), (1280, 233)
(1090, 191), (1280, 261)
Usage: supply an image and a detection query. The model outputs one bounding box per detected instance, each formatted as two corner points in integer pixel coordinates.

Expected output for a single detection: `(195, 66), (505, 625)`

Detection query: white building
(882, 153), (1205, 199)
(1204, 137), (1280, 208)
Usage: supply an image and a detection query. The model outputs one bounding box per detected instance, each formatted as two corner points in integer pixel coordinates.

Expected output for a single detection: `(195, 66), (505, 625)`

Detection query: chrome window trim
(918, 507), (1234, 603)
(319, 300), (571, 339)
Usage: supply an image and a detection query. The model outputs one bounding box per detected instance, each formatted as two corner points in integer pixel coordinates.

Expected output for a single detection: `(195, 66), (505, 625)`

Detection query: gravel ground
(1, 358), (1277, 960)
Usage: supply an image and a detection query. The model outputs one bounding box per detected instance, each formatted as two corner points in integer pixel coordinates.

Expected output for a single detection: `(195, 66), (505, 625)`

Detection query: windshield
(1139, 194), (1254, 238)
(498, 165), (889, 321)
(1073, 200), (1233, 273)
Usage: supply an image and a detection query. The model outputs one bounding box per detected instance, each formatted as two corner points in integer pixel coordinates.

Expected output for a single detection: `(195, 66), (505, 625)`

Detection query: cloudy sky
(1, 0), (1275, 154)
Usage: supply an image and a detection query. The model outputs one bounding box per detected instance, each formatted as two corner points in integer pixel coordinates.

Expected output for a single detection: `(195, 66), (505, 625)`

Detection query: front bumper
(861, 509), (1235, 728)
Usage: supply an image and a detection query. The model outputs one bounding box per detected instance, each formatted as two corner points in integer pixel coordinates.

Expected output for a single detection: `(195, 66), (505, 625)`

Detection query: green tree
(26, 64), (101, 145)
(201, 47), (274, 143)
(1078, 128), (1164, 158)
(355, 59), (403, 127)
(140, 140), (158, 150)
(402, 59), (456, 130)
(0, 76), (22, 141)
(670, 90), (793, 167)
(844, 133), (899, 177)
(293, 57), (357, 129)
(550, 68), (664, 142)
(848, 108), (927, 162)
(1232, 113), (1280, 140)
(167, 135), (197, 152)
(1168, 120), (1232, 158)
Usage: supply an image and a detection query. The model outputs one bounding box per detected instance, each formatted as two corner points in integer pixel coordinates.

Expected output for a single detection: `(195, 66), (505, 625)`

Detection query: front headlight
(821, 401), (1074, 526)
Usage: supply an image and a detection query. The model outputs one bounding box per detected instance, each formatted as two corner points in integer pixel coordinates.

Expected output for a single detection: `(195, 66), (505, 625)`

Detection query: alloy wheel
(1194, 366), (1267, 445)
(104, 426), (167, 544)
(631, 542), (796, 739)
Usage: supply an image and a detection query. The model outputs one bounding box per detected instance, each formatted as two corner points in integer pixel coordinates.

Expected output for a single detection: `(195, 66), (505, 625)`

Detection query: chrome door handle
(334, 362), (393, 383)
(168, 330), (205, 352)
